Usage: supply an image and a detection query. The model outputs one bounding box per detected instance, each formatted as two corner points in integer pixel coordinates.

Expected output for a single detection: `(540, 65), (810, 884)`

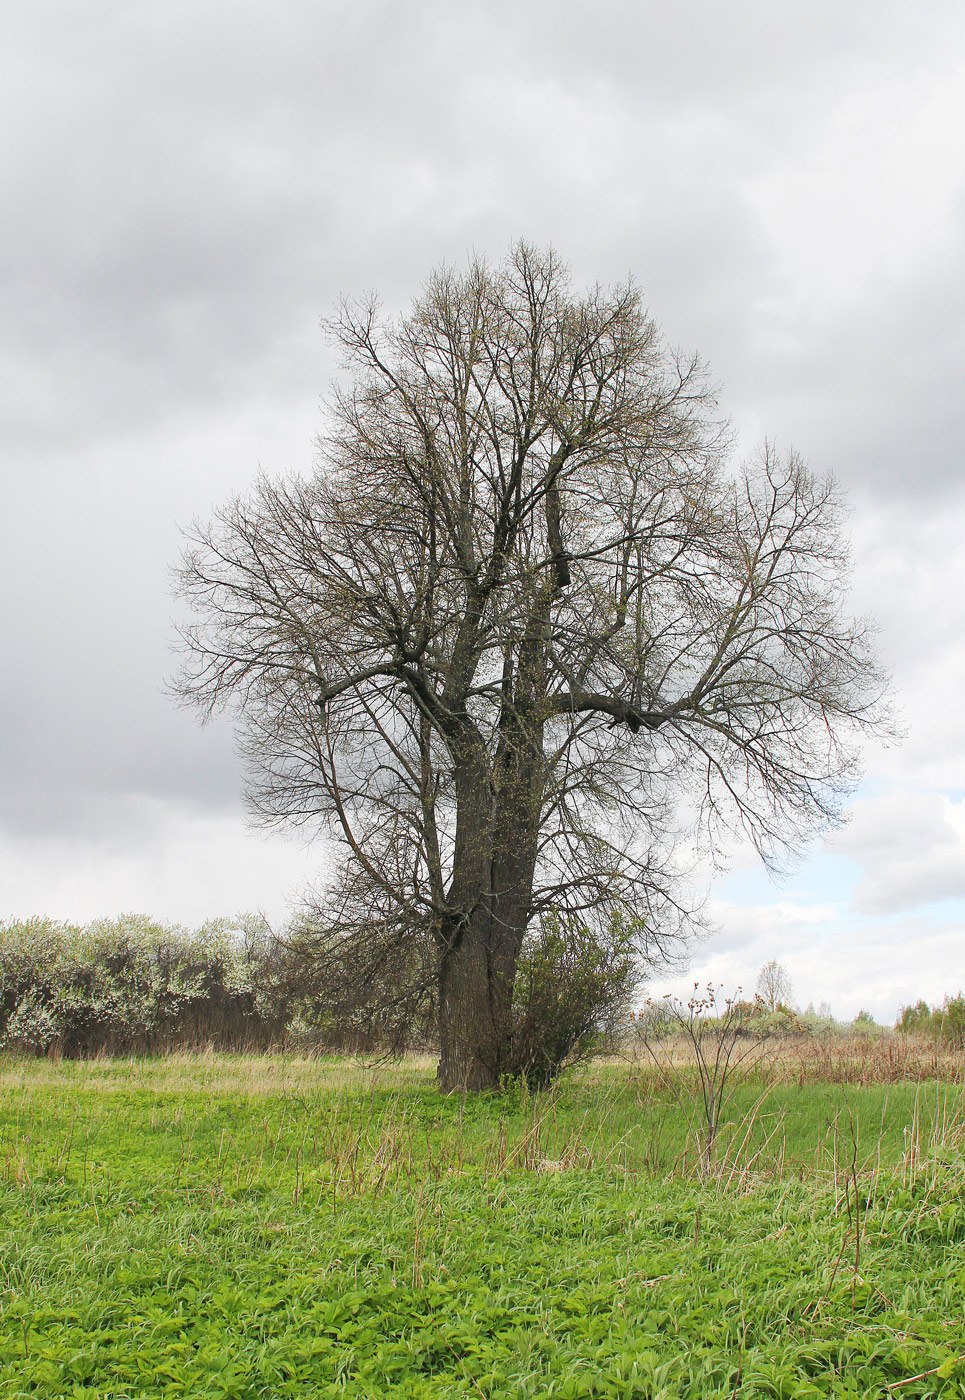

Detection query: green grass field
(1, 1054), (963, 1397)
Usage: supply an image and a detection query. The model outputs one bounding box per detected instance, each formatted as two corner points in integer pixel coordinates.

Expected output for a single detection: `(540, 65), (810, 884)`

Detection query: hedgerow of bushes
(0, 914), (311, 1057)
(0, 911), (634, 1067)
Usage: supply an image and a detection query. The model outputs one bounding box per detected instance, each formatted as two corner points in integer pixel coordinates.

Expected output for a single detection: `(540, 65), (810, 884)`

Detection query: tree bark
(435, 649), (545, 1091)
(436, 868), (537, 1092)
(436, 909), (500, 1091)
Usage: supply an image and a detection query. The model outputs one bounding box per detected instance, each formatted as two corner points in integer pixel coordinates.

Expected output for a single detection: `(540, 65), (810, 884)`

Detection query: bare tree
(755, 959), (794, 1013)
(174, 243), (890, 1092)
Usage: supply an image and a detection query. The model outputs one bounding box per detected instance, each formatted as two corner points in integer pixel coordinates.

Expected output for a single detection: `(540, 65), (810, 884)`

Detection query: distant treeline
(631, 995), (965, 1048)
(0, 914), (425, 1058)
(896, 995), (965, 1047)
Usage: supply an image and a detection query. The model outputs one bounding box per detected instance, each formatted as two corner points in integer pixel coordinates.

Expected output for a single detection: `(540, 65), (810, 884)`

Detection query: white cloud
(747, 58), (965, 311)
(831, 792), (965, 913)
(647, 897), (965, 1022)
(0, 799), (324, 930)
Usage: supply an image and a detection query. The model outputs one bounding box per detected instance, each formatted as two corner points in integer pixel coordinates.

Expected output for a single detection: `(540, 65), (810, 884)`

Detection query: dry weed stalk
(635, 986), (771, 1178)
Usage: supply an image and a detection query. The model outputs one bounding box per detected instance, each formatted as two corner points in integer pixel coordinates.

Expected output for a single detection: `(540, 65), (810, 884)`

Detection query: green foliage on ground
(1, 1057), (963, 1397)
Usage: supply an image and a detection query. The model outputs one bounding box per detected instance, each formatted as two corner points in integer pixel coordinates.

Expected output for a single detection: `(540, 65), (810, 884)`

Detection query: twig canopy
(174, 243), (891, 1090)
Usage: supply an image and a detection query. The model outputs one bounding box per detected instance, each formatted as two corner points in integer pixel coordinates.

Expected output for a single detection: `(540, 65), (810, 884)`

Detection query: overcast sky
(3, 0), (964, 1020)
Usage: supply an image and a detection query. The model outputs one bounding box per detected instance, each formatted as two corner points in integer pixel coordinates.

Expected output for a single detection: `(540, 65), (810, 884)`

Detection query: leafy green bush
(796, 1004), (839, 1038)
(938, 994), (965, 1049)
(506, 911), (639, 1087)
(750, 1004), (810, 1038)
(2, 993), (60, 1055)
(897, 999), (933, 1033)
(895, 993), (965, 1048)
(851, 1009), (878, 1035)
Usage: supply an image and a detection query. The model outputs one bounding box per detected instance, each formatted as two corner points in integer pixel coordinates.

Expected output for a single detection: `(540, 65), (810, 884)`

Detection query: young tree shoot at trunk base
(174, 243), (890, 1092)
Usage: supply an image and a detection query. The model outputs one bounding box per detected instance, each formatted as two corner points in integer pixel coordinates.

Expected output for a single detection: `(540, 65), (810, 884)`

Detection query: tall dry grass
(619, 1029), (965, 1086)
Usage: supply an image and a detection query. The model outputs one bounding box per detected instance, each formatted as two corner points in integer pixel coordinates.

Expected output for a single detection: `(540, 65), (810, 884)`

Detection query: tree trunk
(436, 909), (500, 1091)
(435, 644), (545, 1092)
(436, 844), (539, 1091)
(437, 732), (503, 1091)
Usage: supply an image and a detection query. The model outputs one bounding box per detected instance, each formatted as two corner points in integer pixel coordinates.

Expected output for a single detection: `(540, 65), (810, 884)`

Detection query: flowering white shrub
(0, 913), (300, 1057)
(2, 995), (60, 1055)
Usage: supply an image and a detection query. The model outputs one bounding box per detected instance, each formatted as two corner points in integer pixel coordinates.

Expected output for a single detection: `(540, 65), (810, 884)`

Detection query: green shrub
(937, 994), (965, 1049)
(895, 993), (965, 1047)
(506, 911), (639, 1087)
(896, 999), (932, 1034)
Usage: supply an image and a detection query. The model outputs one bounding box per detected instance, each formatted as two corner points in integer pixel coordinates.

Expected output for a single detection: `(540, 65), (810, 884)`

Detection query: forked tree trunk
(435, 630), (546, 1093)
(436, 911), (500, 1091)
(435, 850), (538, 1092)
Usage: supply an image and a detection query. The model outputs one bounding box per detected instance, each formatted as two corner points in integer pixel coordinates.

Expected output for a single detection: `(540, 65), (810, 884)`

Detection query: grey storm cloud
(3, 1), (962, 478)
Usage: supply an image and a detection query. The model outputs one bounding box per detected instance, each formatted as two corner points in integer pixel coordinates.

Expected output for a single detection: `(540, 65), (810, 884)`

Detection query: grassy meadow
(1, 1044), (964, 1398)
